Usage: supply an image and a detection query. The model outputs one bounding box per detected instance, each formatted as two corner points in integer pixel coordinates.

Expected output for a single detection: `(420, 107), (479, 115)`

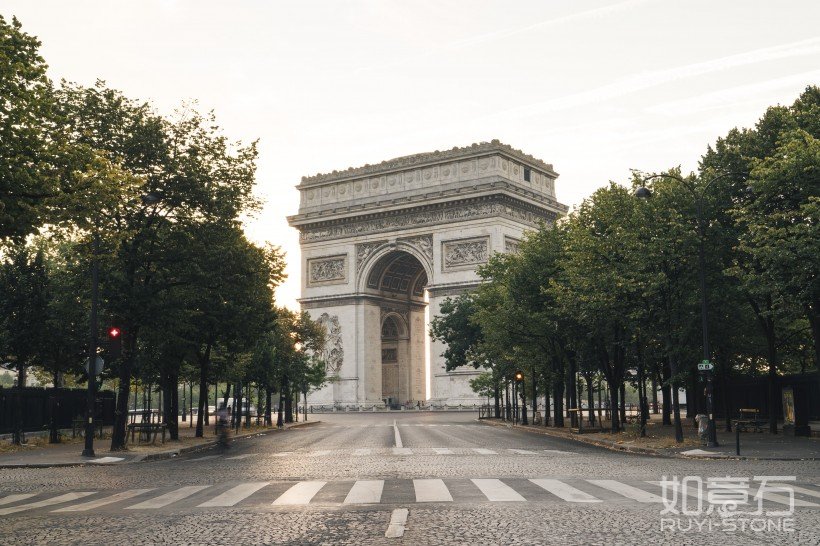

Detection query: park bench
(126, 422), (168, 444)
(72, 417), (104, 439)
(733, 408), (764, 433)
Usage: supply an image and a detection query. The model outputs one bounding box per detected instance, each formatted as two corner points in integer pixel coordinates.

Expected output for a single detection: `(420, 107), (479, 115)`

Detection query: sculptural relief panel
(442, 236), (490, 271)
(307, 254), (348, 286)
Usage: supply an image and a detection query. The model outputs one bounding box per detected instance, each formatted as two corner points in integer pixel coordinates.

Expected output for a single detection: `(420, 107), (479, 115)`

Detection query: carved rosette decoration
(355, 241), (386, 272)
(399, 234), (433, 264)
(442, 236), (489, 270)
(317, 313), (344, 375)
(307, 255), (347, 285)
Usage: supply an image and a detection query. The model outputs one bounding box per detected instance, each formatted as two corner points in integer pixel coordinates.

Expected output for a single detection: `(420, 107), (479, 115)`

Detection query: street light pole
(82, 231), (99, 457)
(635, 172), (731, 448)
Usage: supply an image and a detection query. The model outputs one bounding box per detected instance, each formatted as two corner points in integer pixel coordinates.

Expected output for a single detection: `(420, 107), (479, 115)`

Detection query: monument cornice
(291, 194), (562, 243)
(298, 140), (558, 187)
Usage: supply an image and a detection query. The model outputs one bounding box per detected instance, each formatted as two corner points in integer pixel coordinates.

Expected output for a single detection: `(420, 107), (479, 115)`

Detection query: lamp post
(82, 192), (162, 457)
(515, 370), (528, 425)
(634, 173), (731, 448)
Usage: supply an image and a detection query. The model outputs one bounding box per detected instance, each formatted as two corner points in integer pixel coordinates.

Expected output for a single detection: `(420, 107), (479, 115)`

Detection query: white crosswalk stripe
(198, 482), (270, 507)
(53, 489), (153, 512)
(509, 449), (537, 455)
(543, 449), (575, 455)
(588, 480), (663, 503)
(0, 493), (37, 506)
(393, 447), (413, 455)
(433, 448), (453, 455)
(272, 451), (293, 457)
(126, 486), (210, 509)
(344, 480), (384, 504)
(187, 455), (219, 463)
(0, 492), (96, 515)
(225, 454), (254, 460)
(472, 479), (526, 502)
(354, 448), (372, 456)
(771, 483), (820, 500)
(472, 448), (497, 455)
(272, 481), (326, 505)
(530, 479), (601, 503)
(309, 450), (332, 457)
(414, 479), (453, 502)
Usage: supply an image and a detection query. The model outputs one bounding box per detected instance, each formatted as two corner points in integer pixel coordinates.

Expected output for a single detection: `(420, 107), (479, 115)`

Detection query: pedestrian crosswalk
(184, 447), (577, 462)
(2, 479), (818, 516)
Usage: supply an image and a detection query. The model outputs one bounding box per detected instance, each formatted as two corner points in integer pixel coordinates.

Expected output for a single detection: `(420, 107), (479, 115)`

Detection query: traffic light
(107, 327), (122, 359)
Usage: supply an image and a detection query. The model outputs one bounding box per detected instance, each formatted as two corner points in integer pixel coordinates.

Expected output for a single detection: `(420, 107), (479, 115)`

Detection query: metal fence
(0, 387), (115, 434)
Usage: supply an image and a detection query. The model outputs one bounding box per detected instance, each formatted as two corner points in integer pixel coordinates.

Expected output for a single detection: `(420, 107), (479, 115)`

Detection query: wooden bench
(734, 408), (764, 433)
(126, 422), (167, 444)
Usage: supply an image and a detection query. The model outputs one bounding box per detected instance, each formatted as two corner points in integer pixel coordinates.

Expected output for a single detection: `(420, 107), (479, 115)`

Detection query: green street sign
(697, 361), (714, 371)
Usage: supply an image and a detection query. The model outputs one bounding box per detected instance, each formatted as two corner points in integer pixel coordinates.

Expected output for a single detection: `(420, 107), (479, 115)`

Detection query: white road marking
(0, 492), (96, 516)
(54, 489), (153, 512)
(433, 448), (453, 455)
(393, 420), (403, 448)
(354, 448), (372, 456)
(385, 508), (409, 538)
(272, 481), (327, 505)
(198, 482), (270, 507)
(439, 424), (451, 427)
(187, 455), (219, 462)
(530, 479), (601, 503)
(126, 486), (210, 509)
(89, 457), (125, 464)
(758, 491), (819, 507)
(0, 493), (37, 506)
(770, 483), (820, 500)
(510, 449), (537, 455)
(344, 480), (384, 504)
(414, 479), (453, 502)
(272, 451), (293, 457)
(427, 424), (438, 427)
(471, 479), (526, 502)
(543, 449), (575, 455)
(225, 454), (254, 460)
(472, 448), (497, 455)
(393, 447), (413, 455)
(308, 450), (332, 457)
(588, 480), (663, 503)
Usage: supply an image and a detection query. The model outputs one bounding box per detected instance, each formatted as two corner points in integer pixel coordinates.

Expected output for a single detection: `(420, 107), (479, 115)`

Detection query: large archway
(364, 250), (429, 408)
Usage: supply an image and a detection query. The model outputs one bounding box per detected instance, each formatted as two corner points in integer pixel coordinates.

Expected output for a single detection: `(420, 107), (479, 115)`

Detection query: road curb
(477, 418), (665, 457)
(477, 419), (819, 461)
(0, 420), (321, 468)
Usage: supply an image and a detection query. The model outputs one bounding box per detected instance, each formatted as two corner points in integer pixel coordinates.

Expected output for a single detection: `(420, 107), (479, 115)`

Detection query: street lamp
(634, 172), (732, 448)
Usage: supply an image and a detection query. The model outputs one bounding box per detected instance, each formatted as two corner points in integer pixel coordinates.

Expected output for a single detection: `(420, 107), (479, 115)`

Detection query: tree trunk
(765, 324), (778, 434)
(504, 380), (511, 421)
(553, 375), (564, 428)
(609, 382), (620, 433)
(493, 382), (500, 418)
(670, 356), (683, 442)
(194, 344), (211, 438)
(661, 363), (672, 426)
(276, 377), (285, 427)
(111, 327), (138, 450)
(651, 374), (659, 414)
(284, 381), (293, 424)
(265, 385), (273, 426)
(162, 369), (179, 441)
(584, 373), (595, 425)
(619, 382), (626, 426)
(531, 371), (537, 424)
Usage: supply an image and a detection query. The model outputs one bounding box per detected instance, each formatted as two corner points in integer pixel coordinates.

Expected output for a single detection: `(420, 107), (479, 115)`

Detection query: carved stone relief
(504, 237), (521, 254)
(442, 236), (490, 270)
(399, 234), (433, 264)
(355, 241), (386, 272)
(307, 255), (347, 285)
(316, 313), (344, 375)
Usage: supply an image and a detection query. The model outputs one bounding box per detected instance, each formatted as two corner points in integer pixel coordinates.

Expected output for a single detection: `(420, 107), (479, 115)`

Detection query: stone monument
(287, 140), (567, 407)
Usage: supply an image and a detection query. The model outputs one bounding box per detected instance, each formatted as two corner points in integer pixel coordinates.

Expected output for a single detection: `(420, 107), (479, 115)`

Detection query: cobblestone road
(1, 412), (818, 544)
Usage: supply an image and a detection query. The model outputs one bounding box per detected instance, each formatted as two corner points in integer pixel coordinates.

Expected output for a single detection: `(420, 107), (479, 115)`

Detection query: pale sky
(4, 0), (819, 309)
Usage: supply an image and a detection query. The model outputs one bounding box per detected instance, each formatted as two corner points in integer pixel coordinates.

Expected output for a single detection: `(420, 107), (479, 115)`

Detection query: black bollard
(736, 425), (740, 456)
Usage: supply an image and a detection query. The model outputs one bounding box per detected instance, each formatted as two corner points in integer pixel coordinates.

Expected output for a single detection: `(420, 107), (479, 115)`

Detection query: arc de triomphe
(288, 140), (567, 407)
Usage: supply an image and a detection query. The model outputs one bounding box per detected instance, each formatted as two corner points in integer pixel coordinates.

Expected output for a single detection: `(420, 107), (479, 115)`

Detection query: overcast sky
(4, 0), (819, 308)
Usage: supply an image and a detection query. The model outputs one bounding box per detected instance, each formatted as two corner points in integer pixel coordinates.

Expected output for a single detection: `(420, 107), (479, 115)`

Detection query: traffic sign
(697, 360), (714, 371)
(84, 356), (104, 376)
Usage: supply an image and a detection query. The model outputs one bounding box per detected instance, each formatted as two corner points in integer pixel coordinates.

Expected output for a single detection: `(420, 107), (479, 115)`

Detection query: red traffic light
(108, 327), (121, 338)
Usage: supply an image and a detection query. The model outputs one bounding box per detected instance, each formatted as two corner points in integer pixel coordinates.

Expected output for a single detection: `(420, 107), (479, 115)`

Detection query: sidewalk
(480, 415), (820, 460)
(0, 418), (319, 468)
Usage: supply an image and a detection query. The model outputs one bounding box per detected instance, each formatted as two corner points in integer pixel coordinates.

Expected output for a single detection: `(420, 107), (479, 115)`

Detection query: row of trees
(0, 16), (327, 446)
(432, 87), (819, 441)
